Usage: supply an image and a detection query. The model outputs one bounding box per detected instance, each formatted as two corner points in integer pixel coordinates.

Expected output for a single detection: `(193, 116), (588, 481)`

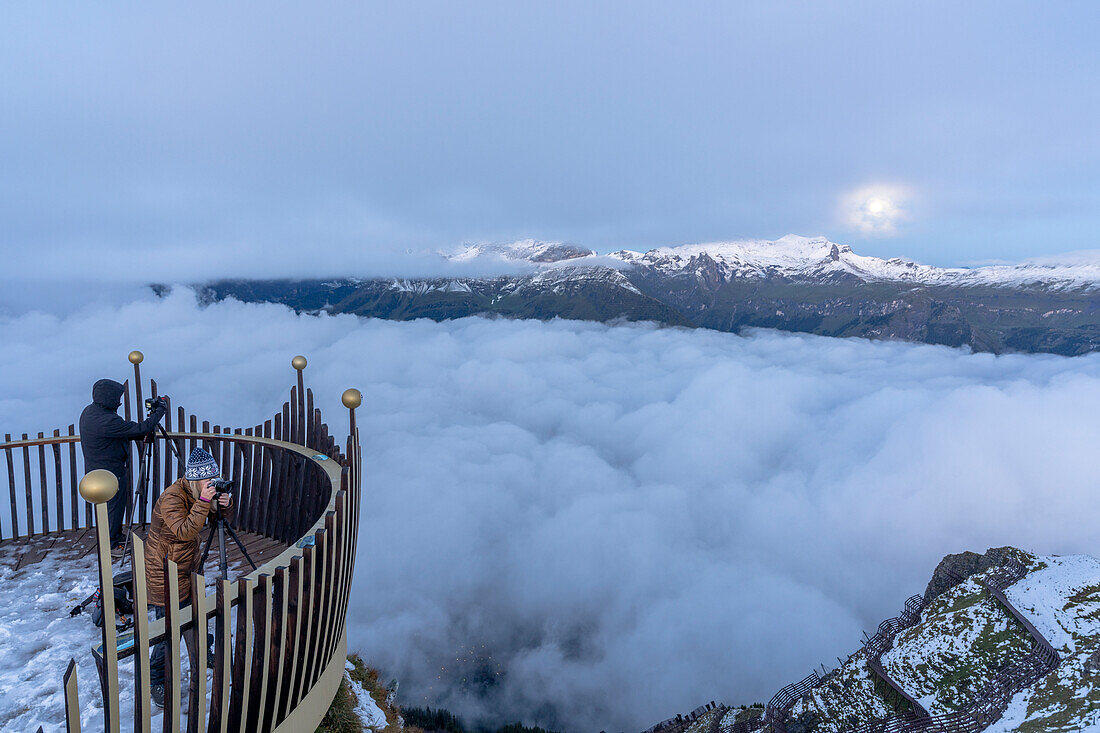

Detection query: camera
(210, 477), (234, 494)
(144, 395), (169, 411)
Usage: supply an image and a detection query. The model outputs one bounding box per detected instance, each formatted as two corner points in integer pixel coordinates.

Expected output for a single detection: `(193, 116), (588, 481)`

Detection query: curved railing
(861, 594), (929, 718)
(765, 671), (820, 733)
(723, 558), (1060, 733)
(0, 354), (362, 732)
(843, 557), (1061, 733)
(761, 594), (927, 732)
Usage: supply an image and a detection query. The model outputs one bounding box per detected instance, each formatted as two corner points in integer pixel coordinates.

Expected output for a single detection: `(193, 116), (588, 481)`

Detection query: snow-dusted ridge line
(608, 236), (1100, 290)
(447, 236), (1100, 291)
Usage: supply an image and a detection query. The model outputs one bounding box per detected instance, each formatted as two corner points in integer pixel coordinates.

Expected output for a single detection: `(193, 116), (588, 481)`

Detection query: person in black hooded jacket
(79, 379), (167, 550)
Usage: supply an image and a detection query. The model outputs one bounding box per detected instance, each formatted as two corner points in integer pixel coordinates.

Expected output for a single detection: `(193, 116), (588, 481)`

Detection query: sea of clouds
(3, 288), (1100, 732)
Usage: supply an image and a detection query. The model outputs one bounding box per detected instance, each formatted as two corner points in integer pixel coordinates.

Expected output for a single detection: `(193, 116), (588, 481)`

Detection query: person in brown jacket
(145, 446), (233, 706)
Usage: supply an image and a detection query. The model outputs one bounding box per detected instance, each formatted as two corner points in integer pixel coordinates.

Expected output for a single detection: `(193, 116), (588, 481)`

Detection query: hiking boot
(110, 540), (128, 559)
(151, 683), (166, 708)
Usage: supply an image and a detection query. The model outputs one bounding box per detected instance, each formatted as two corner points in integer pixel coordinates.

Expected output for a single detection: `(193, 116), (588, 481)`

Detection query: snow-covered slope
(987, 555), (1100, 732)
(447, 239), (595, 264)
(609, 236), (1100, 291)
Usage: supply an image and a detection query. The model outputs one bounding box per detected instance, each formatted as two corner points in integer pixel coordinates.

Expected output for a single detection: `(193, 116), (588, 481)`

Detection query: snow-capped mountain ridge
(195, 236), (1100, 356)
(607, 235), (1100, 291)
(448, 236), (1100, 292)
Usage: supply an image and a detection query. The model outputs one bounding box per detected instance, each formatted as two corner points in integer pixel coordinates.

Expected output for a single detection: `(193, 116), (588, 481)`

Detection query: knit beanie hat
(185, 447), (220, 480)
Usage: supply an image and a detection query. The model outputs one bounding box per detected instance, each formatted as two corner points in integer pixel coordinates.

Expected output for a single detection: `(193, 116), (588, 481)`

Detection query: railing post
(292, 356), (307, 445)
(79, 468), (121, 733)
(130, 350), (145, 420)
(63, 658), (81, 733)
(341, 388), (361, 458)
(131, 535), (152, 733)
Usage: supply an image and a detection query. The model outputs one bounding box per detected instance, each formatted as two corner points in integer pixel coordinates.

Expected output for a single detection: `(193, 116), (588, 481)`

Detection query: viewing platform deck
(0, 525), (288, 576)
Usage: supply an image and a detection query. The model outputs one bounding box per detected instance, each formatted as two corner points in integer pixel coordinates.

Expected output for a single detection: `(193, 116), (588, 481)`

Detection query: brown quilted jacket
(143, 478), (234, 606)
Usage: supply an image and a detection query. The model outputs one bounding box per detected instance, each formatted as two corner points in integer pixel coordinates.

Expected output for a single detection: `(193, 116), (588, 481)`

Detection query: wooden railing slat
(256, 421), (273, 535)
(235, 432), (252, 535)
(63, 658), (81, 733)
(290, 386), (299, 455)
(67, 425), (80, 531)
(264, 566), (289, 730)
(277, 555), (304, 723)
(52, 430), (64, 532)
(164, 560), (183, 733)
(230, 429), (244, 522)
(333, 490), (353, 659)
(308, 526), (330, 687)
(245, 574), (274, 731)
(268, 413), (285, 539)
(187, 573), (208, 733)
(5, 439), (17, 539)
(38, 435), (49, 533)
(209, 579), (232, 733)
(293, 545), (316, 706)
(227, 577), (255, 732)
(306, 389), (315, 450)
(163, 402), (174, 493)
(315, 512), (338, 681)
(134, 367), (145, 421)
(22, 436), (34, 536)
(131, 535), (152, 733)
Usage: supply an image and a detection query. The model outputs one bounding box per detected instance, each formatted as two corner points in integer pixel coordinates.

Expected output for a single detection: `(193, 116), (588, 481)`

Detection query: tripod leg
(197, 525), (217, 572)
(158, 425), (187, 474)
(221, 522), (259, 571)
(120, 436), (153, 568)
(218, 521), (229, 579)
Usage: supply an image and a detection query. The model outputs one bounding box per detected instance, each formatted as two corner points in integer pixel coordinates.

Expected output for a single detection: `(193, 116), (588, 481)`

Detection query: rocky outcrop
(922, 546), (1022, 602)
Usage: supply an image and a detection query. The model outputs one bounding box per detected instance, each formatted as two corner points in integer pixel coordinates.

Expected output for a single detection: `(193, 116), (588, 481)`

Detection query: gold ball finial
(292, 355), (308, 371)
(128, 350), (144, 365)
(79, 469), (119, 504)
(341, 388), (362, 409)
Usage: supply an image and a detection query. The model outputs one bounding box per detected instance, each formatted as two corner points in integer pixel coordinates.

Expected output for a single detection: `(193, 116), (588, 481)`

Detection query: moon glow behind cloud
(842, 185), (913, 236)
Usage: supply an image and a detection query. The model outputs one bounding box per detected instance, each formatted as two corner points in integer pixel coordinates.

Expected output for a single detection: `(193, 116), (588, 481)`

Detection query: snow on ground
(985, 554), (1100, 733)
(0, 549), (133, 731)
(1006, 554), (1100, 655)
(0, 545), (248, 732)
(345, 659), (389, 730)
(883, 574), (1029, 714)
(788, 653), (891, 733)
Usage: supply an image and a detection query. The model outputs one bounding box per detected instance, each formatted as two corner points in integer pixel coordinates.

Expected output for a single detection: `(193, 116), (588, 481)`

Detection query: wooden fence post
(79, 469), (121, 733)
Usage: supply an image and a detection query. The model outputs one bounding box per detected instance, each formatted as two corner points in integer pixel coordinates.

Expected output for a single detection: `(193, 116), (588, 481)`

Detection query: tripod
(117, 434), (155, 567)
(197, 501), (258, 579)
(118, 423), (186, 567)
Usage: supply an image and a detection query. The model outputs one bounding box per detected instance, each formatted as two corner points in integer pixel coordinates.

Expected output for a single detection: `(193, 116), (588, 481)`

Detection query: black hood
(92, 379), (125, 410)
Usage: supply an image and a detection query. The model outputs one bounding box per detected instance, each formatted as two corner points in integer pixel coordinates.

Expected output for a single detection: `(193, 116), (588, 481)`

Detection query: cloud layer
(3, 291), (1100, 731)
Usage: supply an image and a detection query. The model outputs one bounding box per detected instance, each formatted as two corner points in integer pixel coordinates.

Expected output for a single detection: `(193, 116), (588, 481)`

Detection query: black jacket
(79, 379), (166, 486)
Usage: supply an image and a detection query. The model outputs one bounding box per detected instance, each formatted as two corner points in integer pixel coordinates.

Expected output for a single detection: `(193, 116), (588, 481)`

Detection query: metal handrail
(122, 431), (345, 650)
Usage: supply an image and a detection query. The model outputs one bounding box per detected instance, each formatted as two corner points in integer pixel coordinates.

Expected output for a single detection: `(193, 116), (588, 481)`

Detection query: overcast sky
(2, 2), (1098, 281)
